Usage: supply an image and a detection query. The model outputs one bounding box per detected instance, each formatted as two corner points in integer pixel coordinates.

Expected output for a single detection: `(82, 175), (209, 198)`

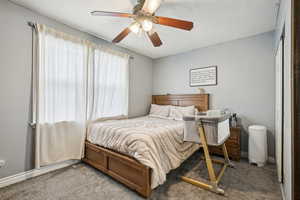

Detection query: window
(33, 24), (129, 167)
(36, 25), (129, 124)
(88, 49), (129, 119)
(38, 33), (88, 123)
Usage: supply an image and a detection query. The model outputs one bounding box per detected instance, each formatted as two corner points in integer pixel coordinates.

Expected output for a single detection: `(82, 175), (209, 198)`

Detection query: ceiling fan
(91, 0), (194, 47)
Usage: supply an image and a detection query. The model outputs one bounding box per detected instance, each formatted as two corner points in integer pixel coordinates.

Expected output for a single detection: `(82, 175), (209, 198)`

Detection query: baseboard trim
(241, 151), (248, 159)
(241, 151), (276, 164)
(0, 160), (80, 189)
(268, 156), (276, 164)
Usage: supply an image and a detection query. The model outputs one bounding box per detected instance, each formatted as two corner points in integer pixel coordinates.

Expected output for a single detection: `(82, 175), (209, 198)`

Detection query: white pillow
(149, 104), (170, 119)
(169, 105), (195, 121)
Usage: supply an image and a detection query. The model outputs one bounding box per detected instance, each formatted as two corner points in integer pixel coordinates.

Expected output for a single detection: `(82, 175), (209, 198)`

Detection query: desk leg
(181, 124), (225, 195)
(198, 126), (217, 182)
(222, 144), (235, 168)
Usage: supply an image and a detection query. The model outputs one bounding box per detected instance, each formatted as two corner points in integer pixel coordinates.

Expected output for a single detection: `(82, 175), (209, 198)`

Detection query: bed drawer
(108, 156), (145, 187)
(83, 141), (151, 197)
(84, 143), (107, 171)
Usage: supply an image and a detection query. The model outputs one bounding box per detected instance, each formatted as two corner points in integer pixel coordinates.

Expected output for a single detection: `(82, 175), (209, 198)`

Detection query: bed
(83, 94), (209, 197)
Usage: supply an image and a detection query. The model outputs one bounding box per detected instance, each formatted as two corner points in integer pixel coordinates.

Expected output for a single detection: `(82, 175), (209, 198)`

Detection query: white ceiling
(11, 0), (278, 58)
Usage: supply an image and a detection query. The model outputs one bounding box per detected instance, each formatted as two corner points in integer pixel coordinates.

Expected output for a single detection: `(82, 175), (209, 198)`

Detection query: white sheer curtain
(38, 26), (88, 123)
(34, 25), (88, 167)
(88, 48), (129, 120)
(33, 24), (129, 167)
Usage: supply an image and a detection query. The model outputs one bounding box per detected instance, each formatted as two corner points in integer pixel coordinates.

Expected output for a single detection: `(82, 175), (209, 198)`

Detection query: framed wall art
(190, 66), (218, 87)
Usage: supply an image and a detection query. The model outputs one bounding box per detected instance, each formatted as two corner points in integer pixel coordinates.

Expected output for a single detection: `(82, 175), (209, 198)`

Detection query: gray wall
(153, 32), (275, 157)
(275, 0), (292, 199)
(0, 0), (153, 178)
(0, 0), (281, 186)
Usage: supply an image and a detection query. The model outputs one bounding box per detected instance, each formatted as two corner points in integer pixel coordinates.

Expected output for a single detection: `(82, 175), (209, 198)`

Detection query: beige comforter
(87, 116), (199, 189)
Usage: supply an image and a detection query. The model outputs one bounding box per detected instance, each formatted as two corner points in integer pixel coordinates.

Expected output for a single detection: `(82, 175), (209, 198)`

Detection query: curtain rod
(27, 21), (134, 60)
(28, 21), (36, 28)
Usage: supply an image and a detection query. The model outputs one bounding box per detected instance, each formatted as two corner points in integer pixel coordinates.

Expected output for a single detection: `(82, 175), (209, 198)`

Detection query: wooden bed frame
(83, 94), (209, 198)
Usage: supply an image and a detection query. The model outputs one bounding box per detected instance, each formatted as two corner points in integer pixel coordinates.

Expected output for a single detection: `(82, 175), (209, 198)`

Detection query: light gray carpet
(0, 151), (282, 200)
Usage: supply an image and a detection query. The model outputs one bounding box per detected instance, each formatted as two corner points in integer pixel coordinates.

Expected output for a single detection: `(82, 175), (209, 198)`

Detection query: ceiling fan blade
(112, 28), (131, 43)
(91, 11), (134, 18)
(142, 0), (162, 14)
(147, 32), (162, 47)
(155, 16), (193, 31)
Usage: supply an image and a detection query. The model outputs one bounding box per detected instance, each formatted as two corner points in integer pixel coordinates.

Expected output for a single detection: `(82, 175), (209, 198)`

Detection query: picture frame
(189, 66), (218, 87)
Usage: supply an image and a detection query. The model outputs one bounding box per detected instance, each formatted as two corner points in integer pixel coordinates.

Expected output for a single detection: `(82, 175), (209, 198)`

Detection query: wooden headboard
(152, 94), (209, 112)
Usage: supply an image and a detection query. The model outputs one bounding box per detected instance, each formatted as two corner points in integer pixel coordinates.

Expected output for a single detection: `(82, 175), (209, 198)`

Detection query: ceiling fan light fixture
(92, 0), (193, 47)
(141, 19), (153, 32)
(129, 22), (141, 34)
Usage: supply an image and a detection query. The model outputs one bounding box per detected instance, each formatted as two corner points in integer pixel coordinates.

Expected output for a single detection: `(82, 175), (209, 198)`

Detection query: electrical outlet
(0, 160), (6, 168)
